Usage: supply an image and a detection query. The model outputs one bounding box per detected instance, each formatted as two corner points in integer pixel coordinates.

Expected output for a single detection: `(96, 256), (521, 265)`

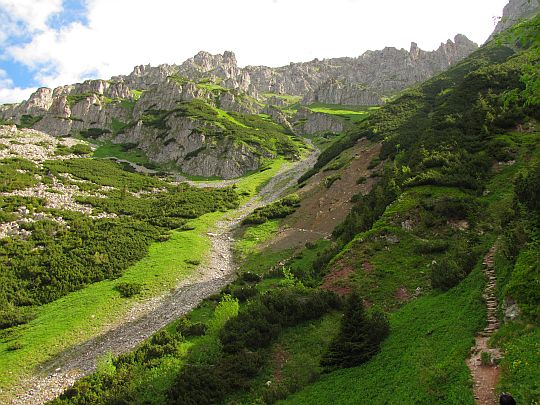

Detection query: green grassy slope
(0, 150), (288, 399)
(27, 13), (540, 405)
(282, 266), (485, 404)
(283, 16), (540, 401)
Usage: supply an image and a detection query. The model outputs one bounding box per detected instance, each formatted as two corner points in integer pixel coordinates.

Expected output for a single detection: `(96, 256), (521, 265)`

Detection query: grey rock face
(114, 114), (264, 179)
(0, 34), (478, 177)
(488, 0), (540, 42)
(262, 106), (294, 133)
(292, 108), (344, 135)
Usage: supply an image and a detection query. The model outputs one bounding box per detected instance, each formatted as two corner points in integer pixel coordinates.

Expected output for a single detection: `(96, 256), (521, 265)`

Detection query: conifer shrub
(230, 285), (258, 302)
(238, 271), (262, 283)
(430, 241), (480, 291)
(176, 318), (207, 337)
(321, 293), (389, 371)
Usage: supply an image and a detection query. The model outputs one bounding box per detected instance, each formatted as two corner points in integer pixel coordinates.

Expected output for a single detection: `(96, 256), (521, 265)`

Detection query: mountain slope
(42, 10), (540, 405)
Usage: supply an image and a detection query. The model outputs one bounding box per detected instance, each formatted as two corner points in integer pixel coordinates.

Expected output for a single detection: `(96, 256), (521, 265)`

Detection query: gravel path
(10, 146), (318, 404)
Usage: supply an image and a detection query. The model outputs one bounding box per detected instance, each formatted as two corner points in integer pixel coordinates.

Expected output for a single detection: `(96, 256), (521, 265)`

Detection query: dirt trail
(467, 244), (503, 405)
(9, 147), (318, 404)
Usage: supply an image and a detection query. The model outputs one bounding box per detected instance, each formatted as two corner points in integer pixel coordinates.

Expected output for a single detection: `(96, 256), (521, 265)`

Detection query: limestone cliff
(488, 0), (540, 42)
(0, 34), (478, 177)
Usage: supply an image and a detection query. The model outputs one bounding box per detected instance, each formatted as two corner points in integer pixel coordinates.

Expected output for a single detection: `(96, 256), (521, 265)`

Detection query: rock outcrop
(292, 108), (344, 135)
(0, 33), (478, 177)
(488, 0), (540, 42)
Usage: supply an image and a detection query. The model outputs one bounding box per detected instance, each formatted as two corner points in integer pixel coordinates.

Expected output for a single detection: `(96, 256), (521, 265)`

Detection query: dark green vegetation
(0, 158), (238, 330)
(11, 13), (540, 405)
(92, 142), (153, 167)
(242, 194), (300, 225)
(320, 293), (389, 371)
(0, 114), (44, 128)
(0, 158), (40, 192)
(307, 103), (375, 123)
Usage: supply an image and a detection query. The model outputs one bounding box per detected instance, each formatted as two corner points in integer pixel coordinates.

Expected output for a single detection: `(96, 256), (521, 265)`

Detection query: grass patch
(0, 212), (216, 397)
(307, 103), (375, 122)
(282, 266), (485, 404)
(242, 194), (300, 225)
(66, 93), (94, 108)
(235, 220), (280, 261)
(492, 321), (540, 403)
(93, 142), (150, 166)
(262, 93), (302, 105)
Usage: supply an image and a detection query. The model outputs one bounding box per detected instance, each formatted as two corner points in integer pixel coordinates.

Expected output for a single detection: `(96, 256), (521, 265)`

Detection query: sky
(0, 0), (509, 103)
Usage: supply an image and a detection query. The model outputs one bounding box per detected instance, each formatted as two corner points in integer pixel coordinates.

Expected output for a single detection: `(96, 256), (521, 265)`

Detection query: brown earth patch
(395, 287), (410, 302)
(321, 263), (354, 296)
(362, 260), (374, 274)
(267, 139), (381, 252)
(272, 344), (290, 383)
(362, 299), (373, 309)
(448, 219), (469, 231)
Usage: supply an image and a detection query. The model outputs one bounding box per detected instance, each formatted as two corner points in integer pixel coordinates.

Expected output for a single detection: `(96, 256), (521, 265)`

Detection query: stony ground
(8, 143), (319, 404)
(467, 244), (503, 405)
(0, 126), (115, 239)
(0, 125), (85, 163)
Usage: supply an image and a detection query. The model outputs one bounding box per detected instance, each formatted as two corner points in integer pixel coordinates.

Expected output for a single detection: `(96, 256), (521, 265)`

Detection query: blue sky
(0, 0), (509, 103)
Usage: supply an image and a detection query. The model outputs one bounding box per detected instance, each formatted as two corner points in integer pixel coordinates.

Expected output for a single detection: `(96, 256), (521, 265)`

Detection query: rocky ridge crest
(0, 35), (478, 178)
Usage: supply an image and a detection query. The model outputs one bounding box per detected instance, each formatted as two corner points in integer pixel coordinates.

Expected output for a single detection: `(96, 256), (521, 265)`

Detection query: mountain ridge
(0, 34), (477, 178)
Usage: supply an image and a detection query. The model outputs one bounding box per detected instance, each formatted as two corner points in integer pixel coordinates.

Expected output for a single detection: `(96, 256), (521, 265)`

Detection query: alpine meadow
(0, 1), (538, 404)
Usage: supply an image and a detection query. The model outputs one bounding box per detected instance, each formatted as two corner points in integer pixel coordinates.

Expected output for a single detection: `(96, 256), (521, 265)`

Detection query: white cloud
(3, 0), (511, 102)
(0, 0), (63, 32)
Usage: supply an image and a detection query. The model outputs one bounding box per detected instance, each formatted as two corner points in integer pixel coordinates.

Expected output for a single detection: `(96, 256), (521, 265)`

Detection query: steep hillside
(488, 0), (540, 41)
(39, 11), (540, 405)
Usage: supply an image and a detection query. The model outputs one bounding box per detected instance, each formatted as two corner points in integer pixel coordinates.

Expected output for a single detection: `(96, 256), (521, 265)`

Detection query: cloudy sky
(0, 0), (509, 103)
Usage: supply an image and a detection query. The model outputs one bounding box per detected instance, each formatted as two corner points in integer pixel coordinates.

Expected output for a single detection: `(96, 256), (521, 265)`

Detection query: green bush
(115, 282), (143, 298)
(430, 258), (465, 291)
(430, 241), (479, 290)
(18, 114), (42, 128)
(0, 308), (36, 330)
(0, 158), (41, 192)
(324, 174), (341, 188)
(230, 285), (258, 302)
(219, 287), (340, 353)
(242, 194), (300, 225)
(79, 128), (111, 138)
(176, 318), (207, 337)
(321, 293), (389, 371)
(68, 143), (93, 155)
(414, 239), (450, 254)
(515, 163), (540, 215)
(239, 271), (262, 283)
(505, 244), (540, 320)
